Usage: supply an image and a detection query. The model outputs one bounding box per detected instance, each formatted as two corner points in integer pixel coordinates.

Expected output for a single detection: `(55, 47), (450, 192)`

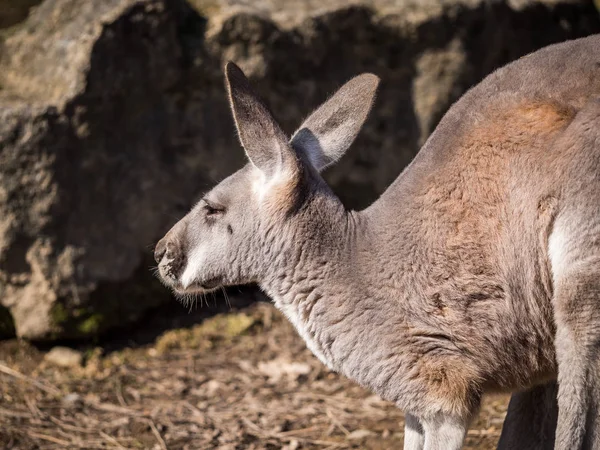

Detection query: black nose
(154, 239), (167, 264)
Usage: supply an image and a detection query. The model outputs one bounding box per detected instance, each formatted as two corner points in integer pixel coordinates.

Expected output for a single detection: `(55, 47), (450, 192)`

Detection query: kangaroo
(155, 34), (600, 449)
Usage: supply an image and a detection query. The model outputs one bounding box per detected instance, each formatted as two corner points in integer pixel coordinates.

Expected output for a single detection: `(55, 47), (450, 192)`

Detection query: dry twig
(0, 362), (60, 396)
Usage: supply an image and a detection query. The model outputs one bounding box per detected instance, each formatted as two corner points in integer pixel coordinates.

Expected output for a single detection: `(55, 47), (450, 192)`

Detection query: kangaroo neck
(258, 198), (369, 368)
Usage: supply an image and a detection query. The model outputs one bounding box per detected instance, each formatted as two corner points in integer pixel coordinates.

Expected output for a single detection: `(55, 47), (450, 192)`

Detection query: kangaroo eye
(202, 200), (225, 217)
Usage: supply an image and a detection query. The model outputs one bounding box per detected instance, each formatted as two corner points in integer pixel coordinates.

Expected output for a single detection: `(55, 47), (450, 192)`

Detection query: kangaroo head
(155, 63), (378, 296)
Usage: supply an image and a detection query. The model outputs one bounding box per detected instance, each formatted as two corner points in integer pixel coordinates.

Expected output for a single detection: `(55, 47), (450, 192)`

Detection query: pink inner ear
(290, 73), (379, 173)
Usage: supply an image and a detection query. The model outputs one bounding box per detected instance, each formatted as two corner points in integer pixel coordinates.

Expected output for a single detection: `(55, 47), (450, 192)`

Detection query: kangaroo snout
(154, 238), (182, 266)
(153, 238), (168, 264)
(155, 221), (187, 285)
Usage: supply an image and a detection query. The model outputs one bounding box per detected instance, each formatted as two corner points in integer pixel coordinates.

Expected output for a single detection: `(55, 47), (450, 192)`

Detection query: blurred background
(0, 0), (599, 448)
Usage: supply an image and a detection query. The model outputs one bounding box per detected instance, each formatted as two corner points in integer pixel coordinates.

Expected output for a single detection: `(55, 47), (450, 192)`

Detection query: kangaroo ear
(290, 73), (379, 172)
(225, 62), (296, 179)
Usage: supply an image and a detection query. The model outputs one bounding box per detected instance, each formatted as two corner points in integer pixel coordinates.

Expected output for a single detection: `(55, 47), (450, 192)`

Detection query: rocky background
(0, 0), (599, 341)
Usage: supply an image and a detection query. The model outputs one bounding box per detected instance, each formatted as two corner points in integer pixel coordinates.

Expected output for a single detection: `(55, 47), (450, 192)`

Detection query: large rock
(0, 0), (598, 340)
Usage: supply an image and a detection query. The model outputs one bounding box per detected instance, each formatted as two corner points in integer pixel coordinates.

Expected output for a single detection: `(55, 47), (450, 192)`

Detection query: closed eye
(202, 199), (225, 217)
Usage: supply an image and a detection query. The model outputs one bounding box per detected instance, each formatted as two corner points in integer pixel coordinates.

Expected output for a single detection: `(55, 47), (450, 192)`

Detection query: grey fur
(155, 35), (600, 450)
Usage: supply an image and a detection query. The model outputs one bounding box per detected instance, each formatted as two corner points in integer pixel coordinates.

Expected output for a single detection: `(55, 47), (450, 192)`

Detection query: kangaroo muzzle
(155, 220), (187, 286)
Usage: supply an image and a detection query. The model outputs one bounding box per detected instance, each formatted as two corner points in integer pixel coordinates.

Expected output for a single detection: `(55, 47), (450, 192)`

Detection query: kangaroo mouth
(172, 277), (223, 295)
(199, 277), (223, 290)
(156, 259), (225, 295)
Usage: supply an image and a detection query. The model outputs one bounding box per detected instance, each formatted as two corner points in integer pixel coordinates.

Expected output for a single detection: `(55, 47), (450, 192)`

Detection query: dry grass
(0, 302), (508, 449)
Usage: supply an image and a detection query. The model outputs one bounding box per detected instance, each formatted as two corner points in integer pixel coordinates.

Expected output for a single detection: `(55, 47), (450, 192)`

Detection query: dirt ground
(0, 299), (509, 449)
